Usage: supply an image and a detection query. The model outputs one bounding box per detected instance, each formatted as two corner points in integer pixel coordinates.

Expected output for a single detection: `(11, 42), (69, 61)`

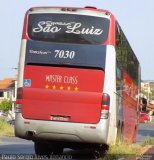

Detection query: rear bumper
(15, 113), (109, 144)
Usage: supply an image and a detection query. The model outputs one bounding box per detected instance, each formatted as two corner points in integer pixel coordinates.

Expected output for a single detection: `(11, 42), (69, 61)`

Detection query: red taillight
(101, 93), (110, 119)
(16, 99), (23, 104)
(16, 87), (23, 104)
(16, 87), (23, 113)
(101, 105), (109, 110)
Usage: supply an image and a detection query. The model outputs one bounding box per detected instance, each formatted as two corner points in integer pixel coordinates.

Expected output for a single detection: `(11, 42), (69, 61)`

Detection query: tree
(0, 99), (12, 112)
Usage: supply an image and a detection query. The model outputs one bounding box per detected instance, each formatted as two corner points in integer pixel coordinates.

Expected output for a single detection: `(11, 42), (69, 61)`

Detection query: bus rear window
(28, 13), (109, 44)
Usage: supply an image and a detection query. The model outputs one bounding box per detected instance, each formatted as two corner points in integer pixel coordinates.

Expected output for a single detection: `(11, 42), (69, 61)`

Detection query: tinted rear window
(28, 13), (109, 44)
(25, 40), (106, 70)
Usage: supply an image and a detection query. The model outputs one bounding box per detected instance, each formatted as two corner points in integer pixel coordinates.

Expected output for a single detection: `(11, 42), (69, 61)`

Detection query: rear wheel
(93, 144), (109, 159)
(34, 141), (63, 156)
(51, 144), (63, 155)
(34, 141), (51, 156)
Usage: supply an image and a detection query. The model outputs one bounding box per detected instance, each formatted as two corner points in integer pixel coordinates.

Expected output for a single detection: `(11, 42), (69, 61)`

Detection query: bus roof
(28, 6), (113, 19)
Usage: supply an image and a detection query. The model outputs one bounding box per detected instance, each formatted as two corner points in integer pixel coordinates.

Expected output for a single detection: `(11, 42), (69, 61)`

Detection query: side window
(116, 61), (123, 94)
(116, 61), (123, 115)
(116, 22), (139, 86)
(116, 24), (122, 63)
(116, 24), (121, 47)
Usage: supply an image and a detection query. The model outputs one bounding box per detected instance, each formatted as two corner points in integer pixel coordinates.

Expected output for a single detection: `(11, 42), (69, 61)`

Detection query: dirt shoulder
(139, 145), (154, 159)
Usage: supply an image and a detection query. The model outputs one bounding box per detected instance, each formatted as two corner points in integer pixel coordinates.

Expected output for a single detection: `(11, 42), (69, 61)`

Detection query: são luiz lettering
(33, 21), (103, 35)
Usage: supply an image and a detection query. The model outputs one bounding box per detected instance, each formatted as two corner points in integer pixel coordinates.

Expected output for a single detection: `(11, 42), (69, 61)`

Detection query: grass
(103, 137), (154, 160)
(104, 143), (142, 160)
(141, 136), (154, 146)
(0, 119), (14, 137)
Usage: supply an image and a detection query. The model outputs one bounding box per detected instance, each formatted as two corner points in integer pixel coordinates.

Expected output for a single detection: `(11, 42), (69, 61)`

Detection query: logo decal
(24, 79), (31, 87)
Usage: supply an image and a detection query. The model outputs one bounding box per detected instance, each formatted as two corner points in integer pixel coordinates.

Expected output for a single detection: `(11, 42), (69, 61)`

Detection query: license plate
(51, 115), (70, 121)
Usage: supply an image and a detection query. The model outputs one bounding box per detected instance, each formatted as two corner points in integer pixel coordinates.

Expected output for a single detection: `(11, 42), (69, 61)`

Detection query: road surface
(137, 122), (154, 144)
(0, 137), (93, 159)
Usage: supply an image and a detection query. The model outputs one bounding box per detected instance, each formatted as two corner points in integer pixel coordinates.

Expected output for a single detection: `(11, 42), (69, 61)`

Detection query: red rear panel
(22, 65), (104, 124)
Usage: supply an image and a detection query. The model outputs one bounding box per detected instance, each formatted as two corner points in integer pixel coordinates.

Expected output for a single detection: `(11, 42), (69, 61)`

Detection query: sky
(0, 0), (154, 80)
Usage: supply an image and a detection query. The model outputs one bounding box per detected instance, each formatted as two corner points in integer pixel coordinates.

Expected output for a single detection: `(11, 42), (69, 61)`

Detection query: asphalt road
(0, 136), (34, 154)
(0, 137), (93, 159)
(137, 122), (154, 144)
(0, 122), (154, 159)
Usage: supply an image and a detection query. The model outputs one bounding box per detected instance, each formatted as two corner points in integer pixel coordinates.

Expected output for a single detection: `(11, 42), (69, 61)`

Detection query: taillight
(101, 93), (110, 119)
(16, 87), (23, 104)
(15, 87), (23, 113)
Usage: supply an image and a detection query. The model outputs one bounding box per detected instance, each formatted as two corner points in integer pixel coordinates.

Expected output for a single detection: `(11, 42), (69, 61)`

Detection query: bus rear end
(15, 7), (115, 155)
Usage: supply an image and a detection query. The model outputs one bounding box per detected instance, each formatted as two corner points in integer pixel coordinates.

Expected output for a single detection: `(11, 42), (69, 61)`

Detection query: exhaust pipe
(26, 131), (36, 138)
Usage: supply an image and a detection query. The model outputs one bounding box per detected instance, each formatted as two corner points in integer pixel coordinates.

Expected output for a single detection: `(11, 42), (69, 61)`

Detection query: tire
(93, 144), (109, 159)
(34, 141), (51, 156)
(34, 141), (63, 156)
(51, 144), (63, 155)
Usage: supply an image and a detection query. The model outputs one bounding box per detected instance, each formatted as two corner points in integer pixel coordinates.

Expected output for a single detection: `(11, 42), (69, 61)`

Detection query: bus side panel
(122, 72), (138, 143)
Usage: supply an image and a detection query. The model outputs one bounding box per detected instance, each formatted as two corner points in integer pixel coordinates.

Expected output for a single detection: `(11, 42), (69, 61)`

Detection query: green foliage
(103, 136), (154, 160)
(0, 119), (14, 136)
(0, 99), (12, 111)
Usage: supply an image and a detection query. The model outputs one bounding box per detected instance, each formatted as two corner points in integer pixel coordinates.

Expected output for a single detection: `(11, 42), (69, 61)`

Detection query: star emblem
(74, 86), (79, 91)
(60, 86), (64, 90)
(67, 86), (71, 91)
(52, 85), (56, 90)
(45, 85), (49, 89)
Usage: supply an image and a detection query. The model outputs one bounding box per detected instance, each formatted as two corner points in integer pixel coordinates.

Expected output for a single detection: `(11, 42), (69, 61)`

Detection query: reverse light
(101, 93), (110, 119)
(15, 87), (23, 113)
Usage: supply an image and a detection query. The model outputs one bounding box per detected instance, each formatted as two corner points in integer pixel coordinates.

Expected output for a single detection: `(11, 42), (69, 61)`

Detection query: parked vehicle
(139, 112), (150, 123)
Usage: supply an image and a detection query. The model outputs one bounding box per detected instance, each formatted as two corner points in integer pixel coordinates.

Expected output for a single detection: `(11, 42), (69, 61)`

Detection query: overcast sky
(0, 0), (154, 80)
